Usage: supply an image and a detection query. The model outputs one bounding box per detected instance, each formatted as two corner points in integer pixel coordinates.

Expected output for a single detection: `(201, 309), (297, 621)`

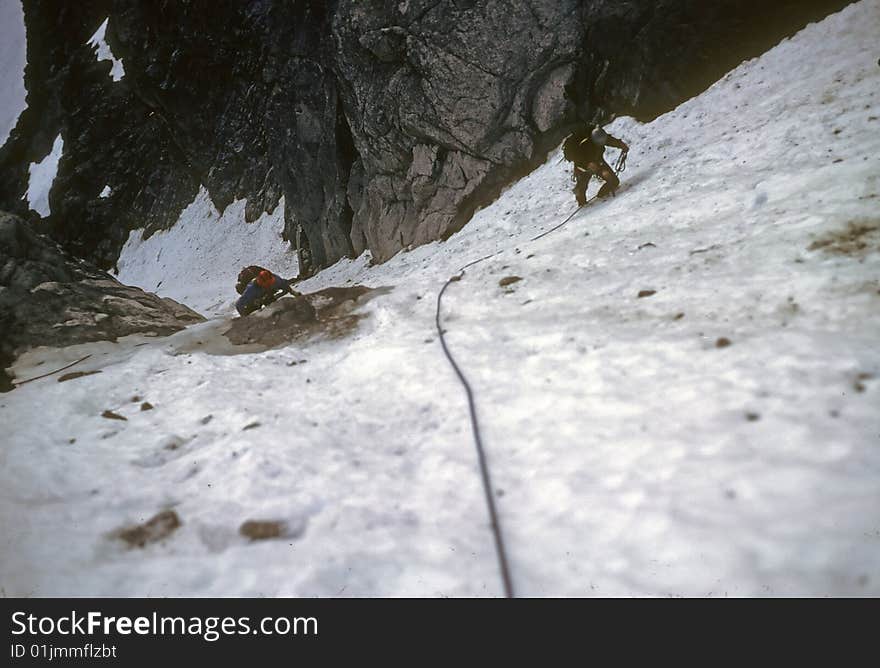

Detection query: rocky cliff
(0, 210), (203, 391)
(0, 0), (853, 273)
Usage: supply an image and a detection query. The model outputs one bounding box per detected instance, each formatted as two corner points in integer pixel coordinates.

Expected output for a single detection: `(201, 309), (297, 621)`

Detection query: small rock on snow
(114, 510), (181, 549)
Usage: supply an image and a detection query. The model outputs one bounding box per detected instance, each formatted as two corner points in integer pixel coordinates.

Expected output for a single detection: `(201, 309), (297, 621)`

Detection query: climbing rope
(530, 194), (598, 242)
(434, 163), (625, 595)
(435, 251), (515, 598)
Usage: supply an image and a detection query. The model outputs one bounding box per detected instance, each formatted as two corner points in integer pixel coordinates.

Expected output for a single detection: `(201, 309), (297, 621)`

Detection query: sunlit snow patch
(99, 185), (111, 198)
(25, 134), (64, 217)
(87, 18), (125, 82)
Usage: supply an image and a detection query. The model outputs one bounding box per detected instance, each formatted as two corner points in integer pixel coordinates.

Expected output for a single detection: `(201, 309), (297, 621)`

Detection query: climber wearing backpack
(236, 265), (268, 295)
(235, 267), (299, 316)
(562, 125), (629, 206)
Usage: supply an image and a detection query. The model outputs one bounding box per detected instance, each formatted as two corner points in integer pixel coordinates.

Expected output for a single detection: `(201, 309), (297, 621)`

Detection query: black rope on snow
(432, 179), (612, 595)
(530, 194), (598, 242)
(435, 252), (515, 598)
(12, 354), (93, 386)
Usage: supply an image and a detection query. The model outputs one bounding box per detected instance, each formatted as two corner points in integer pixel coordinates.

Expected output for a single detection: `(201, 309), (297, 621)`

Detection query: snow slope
(2, 0), (878, 597)
(0, 0), (27, 147)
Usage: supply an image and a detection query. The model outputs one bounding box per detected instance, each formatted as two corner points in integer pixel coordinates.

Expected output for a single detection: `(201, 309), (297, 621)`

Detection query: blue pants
(235, 274), (292, 316)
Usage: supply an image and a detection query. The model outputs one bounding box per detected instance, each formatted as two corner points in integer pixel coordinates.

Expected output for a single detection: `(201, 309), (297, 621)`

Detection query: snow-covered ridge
(2, 0), (878, 597)
(87, 18), (125, 82)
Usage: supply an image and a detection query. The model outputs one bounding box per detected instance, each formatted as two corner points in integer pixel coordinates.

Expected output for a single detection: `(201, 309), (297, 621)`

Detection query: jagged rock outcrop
(0, 0), (854, 272)
(0, 211), (204, 390)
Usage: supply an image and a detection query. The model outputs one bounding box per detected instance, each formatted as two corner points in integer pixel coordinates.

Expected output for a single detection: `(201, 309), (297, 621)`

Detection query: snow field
(116, 188), (296, 317)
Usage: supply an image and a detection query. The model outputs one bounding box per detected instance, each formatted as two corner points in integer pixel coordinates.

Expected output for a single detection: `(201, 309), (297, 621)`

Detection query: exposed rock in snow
(0, 0), (27, 147)
(116, 188), (293, 317)
(0, 1), (877, 598)
(0, 0), (853, 272)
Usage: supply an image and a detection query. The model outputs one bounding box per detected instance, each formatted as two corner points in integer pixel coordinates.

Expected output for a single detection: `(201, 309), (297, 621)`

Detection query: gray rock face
(0, 1), (853, 272)
(333, 0), (586, 261)
(0, 211), (204, 390)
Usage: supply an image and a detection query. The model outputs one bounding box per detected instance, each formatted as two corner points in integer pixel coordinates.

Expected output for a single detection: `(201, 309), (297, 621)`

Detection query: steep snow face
(116, 187), (295, 317)
(87, 18), (125, 82)
(2, 0), (879, 597)
(0, 0), (28, 147)
(25, 133), (64, 217)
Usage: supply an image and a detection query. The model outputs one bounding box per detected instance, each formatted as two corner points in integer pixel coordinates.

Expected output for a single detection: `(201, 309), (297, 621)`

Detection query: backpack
(235, 265), (268, 294)
(562, 126), (595, 164)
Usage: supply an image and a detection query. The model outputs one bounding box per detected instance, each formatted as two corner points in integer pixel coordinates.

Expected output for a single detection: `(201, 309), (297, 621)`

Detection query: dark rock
(114, 509), (181, 548)
(140, 401), (153, 411)
(637, 289), (656, 298)
(242, 422), (261, 431)
(499, 276), (522, 287)
(715, 337), (732, 348)
(101, 409), (126, 420)
(0, 211), (203, 390)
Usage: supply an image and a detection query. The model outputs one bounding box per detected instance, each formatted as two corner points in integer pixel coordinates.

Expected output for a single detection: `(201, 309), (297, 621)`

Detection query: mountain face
(0, 0), (852, 273)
